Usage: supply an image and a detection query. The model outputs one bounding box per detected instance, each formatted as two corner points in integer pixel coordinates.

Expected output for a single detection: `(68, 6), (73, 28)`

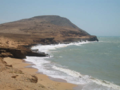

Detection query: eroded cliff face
(0, 47), (48, 59)
(0, 15), (98, 59)
(0, 37), (48, 59)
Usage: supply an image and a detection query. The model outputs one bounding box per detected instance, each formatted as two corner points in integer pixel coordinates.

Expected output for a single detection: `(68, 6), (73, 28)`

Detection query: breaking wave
(24, 41), (120, 90)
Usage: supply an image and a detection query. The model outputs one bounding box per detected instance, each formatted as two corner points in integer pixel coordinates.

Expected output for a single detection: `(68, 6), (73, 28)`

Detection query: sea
(24, 36), (120, 90)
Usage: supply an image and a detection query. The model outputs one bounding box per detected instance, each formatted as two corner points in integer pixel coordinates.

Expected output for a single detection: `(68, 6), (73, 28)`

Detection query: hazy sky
(0, 0), (120, 36)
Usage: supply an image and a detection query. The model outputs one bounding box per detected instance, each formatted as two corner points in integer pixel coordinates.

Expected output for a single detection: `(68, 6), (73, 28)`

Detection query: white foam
(24, 41), (120, 90)
(52, 65), (120, 90)
(31, 41), (91, 54)
(52, 65), (82, 77)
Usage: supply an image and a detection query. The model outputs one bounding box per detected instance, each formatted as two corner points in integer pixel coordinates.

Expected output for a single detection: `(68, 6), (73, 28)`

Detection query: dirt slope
(0, 15), (98, 44)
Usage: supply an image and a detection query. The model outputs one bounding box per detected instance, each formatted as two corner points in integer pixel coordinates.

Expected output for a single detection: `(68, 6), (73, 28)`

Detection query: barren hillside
(0, 15), (98, 45)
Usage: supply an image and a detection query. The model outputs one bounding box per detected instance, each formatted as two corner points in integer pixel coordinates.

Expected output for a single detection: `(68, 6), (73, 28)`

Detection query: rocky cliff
(0, 15), (98, 59)
(0, 15), (98, 44)
(0, 15), (98, 90)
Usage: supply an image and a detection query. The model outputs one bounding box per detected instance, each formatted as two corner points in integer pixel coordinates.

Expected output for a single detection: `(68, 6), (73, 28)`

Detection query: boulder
(26, 51), (48, 57)
(0, 48), (25, 58)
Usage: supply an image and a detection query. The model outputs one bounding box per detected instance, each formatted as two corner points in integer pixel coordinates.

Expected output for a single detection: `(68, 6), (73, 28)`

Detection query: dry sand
(1, 57), (76, 90)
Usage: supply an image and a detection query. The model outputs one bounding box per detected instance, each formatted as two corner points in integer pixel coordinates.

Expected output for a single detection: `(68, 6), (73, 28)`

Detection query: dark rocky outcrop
(62, 36), (98, 43)
(86, 36), (99, 41)
(25, 50), (48, 57)
(26, 50), (48, 57)
(0, 48), (25, 58)
(0, 47), (48, 59)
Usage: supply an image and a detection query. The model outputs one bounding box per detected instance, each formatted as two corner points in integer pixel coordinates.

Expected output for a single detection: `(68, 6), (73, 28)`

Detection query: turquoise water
(25, 36), (120, 90)
(48, 36), (120, 86)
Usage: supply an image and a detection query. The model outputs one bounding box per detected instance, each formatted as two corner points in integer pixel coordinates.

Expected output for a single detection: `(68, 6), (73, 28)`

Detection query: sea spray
(31, 41), (91, 54)
(25, 39), (120, 90)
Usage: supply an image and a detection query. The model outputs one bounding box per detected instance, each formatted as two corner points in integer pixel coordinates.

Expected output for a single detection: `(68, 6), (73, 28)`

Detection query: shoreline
(29, 42), (120, 90)
(3, 57), (76, 90)
(24, 60), (68, 83)
(1, 38), (120, 90)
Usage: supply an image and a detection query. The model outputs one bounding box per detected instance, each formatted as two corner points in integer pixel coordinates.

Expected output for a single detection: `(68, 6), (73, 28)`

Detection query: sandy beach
(0, 57), (76, 90)
(0, 35), (76, 90)
(0, 14), (98, 90)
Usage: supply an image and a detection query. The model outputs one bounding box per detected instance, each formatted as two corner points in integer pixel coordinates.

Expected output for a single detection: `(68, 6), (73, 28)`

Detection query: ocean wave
(25, 41), (120, 90)
(53, 65), (120, 90)
(31, 41), (91, 54)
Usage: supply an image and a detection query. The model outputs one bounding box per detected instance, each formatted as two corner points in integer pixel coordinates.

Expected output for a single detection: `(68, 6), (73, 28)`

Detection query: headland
(0, 15), (98, 90)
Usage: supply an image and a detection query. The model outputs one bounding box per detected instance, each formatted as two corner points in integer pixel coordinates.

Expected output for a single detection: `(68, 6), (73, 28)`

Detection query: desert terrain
(0, 15), (98, 90)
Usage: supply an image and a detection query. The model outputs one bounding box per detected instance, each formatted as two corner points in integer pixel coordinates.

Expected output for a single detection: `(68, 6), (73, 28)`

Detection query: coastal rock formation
(25, 49), (48, 57)
(0, 47), (48, 59)
(0, 15), (98, 59)
(0, 47), (25, 58)
(0, 15), (99, 90)
(0, 15), (98, 44)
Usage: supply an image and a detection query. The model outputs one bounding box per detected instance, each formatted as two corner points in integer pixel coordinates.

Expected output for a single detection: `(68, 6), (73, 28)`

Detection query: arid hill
(0, 15), (98, 90)
(0, 15), (98, 45)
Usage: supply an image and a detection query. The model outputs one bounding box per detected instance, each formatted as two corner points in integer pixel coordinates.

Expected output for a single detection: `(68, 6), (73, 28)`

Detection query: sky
(0, 0), (120, 36)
